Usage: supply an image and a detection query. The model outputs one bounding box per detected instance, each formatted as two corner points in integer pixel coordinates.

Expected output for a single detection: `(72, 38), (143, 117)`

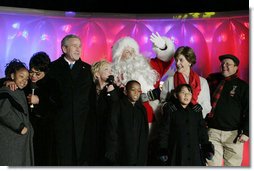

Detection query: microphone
(105, 75), (114, 85)
(30, 82), (37, 108)
(30, 88), (35, 108)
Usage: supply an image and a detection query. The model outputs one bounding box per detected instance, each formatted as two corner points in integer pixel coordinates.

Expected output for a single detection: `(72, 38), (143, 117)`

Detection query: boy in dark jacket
(105, 80), (149, 166)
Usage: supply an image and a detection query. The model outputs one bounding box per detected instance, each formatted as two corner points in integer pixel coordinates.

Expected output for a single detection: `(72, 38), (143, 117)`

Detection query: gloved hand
(105, 152), (117, 165)
(150, 32), (166, 49)
(157, 148), (168, 166)
(159, 155), (168, 164)
(202, 142), (214, 160)
(147, 87), (161, 101)
(162, 101), (177, 113)
(192, 103), (203, 112)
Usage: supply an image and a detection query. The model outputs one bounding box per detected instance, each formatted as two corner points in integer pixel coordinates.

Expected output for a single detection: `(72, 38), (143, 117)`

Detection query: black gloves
(141, 87), (161, 102)
(105, 152), (117, 166)
(162, 101), (177, 113)
(192, 103), (203, 113)
(202, 142), (214, 160)
(147, 87), (161, 101)
(157, 148), (168, 166)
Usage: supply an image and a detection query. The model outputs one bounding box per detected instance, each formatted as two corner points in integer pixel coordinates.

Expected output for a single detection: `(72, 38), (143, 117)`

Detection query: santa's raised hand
(150, 32), (166, 49)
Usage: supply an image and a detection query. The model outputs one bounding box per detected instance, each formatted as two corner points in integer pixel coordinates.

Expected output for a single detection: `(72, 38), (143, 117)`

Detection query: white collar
(64, 57), (76, 65)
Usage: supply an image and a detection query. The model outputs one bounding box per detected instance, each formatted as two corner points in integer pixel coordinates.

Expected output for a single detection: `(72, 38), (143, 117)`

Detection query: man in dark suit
(48, 34), (97, 166)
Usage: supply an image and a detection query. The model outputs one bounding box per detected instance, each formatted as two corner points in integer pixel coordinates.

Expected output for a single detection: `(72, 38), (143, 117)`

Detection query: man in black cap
(205, 54), (249, 166)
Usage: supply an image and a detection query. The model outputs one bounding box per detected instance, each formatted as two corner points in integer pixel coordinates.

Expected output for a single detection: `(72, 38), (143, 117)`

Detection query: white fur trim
(153, 37), (175, 62)
(112, 37), (139, 63)
(149, 99), (160, 113)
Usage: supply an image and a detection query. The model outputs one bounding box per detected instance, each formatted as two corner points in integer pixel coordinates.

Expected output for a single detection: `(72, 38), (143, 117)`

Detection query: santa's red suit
(112, 36), (175, 126)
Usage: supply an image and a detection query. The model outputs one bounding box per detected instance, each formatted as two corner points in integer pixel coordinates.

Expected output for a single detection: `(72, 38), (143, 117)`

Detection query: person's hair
(174, 84), (193, 97)
(29, 51), (51, 73)
(91, 59), (111, 82)
(174, 46), (196, 66)
(5, 58), (28, 79)
(125, 80), (141, 91)
(61, 34), (80, 48)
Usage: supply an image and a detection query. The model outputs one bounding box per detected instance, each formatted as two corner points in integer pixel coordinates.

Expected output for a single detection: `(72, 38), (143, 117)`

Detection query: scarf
(207, 73), (238, 118)
(174, 69), (201, 104)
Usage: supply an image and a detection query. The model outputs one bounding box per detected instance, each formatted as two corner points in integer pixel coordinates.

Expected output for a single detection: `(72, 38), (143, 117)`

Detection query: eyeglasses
(179, 91), (192, 96)
(221, 63), (235, 67)
(29, 70), (44, 77)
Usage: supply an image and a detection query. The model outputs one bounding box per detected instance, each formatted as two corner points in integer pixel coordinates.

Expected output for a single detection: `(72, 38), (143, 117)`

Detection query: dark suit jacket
(48, 55), (96, 165)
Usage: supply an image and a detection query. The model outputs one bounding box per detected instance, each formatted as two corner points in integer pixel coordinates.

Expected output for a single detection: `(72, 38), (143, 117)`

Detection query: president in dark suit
(48, 34), (97, 166)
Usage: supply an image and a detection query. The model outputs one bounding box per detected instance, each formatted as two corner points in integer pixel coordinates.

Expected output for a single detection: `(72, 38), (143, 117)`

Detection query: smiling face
(62, 37), (82, 62)
(29, 68), (45, 83)
(220, 58), (238, 77)
(11, 68), (29, 89)
(175, 54), (192, 74)
(126, 82), (142, 103)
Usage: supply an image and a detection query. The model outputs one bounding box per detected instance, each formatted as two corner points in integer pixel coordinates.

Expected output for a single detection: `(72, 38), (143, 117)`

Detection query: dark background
(0, 0), (249, 13)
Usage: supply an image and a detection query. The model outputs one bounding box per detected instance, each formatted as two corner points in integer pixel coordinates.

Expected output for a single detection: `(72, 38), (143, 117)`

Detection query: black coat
(24, 76), (57, 166)
(159, 102), (209, 166)
(95, 85), (121, 165)
(106, 96), (149, 166)
(48, 55), (96, 165)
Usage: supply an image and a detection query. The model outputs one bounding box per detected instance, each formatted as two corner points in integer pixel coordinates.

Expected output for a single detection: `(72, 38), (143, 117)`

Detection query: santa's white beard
(112, 55), (159, 92)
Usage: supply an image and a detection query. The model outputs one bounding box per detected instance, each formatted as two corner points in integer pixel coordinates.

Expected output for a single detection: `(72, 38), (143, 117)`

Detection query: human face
(121, 46), (135, 61)
(29, 68), (45, 83)
(97, 63), (112, 83)
(62, 37), (81, 62)
(126, 82), (142, 103)
(11, 68), (29, 89)
(177, 86), (192, 108)
(220, 58), (238, 77)
(175, 54), (192, 73)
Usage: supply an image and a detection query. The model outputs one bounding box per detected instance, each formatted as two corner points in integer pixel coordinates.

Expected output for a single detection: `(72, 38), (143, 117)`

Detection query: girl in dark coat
(0, 59), (34, 166)
(105, 80), (149, 166)
(159, 84), (214, 166)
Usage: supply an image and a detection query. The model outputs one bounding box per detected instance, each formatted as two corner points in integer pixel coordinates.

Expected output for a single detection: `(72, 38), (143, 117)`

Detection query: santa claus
(111, 32), (175, 128)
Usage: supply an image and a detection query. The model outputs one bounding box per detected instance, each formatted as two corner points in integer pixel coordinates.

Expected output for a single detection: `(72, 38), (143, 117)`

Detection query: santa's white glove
(150, 32), (166, 49)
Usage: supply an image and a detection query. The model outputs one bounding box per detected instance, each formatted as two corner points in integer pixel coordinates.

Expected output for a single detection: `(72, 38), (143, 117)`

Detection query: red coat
(144, 57), (173, 123)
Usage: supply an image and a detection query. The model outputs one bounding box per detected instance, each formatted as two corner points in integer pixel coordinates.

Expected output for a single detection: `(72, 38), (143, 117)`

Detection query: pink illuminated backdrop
(0, 8), (249, 166)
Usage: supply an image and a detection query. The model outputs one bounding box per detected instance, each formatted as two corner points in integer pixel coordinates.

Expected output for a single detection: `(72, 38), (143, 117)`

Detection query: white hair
(112, 37), (139, 64)
(112, 37), (159, 90)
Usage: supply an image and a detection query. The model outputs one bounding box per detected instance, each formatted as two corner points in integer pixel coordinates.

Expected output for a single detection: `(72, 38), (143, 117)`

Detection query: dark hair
(174, 46), (196, 66)
(174, 84), (193, 96)
(5, 58), (28, 79)
(29, 51), (51, 72)
(126, 80), (141, 91)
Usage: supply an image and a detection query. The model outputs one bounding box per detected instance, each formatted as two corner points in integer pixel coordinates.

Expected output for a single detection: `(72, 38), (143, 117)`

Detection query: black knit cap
(219, 54), (240, 66)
